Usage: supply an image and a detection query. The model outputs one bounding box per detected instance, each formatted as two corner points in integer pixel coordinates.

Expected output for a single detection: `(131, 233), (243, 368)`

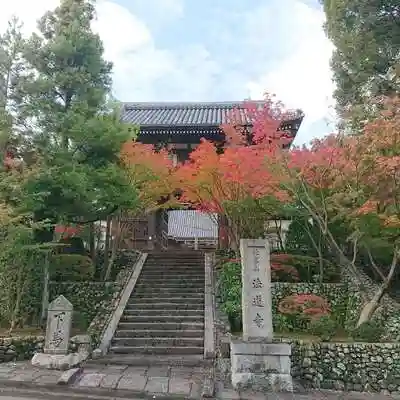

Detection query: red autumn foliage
(278, 294), (331, 320)
(55, 225), (82, 238)
(287, 96), (400, 230)
(271, 262), (300, 282)
(174, 94), (294, 247)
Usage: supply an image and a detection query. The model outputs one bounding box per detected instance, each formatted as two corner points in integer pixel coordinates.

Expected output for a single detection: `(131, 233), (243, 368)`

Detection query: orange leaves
(174, 138), (288, 213)
(120, 141), (177, 211)
(175, 94), (295, 214)
(288, 96), (400, 234)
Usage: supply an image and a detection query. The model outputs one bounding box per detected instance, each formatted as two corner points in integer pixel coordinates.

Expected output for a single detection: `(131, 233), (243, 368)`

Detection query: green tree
(322, 0), (400, 127)
(14, 0), (138, 241)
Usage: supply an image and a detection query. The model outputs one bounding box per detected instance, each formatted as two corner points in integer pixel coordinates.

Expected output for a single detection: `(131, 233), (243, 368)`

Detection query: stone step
(133, 287), (204, 295)
(86, 354), (211, 367)
(129, 296), (204, 303)
(146, 260), (204, 263)
(109, 345), (203, 355)
(134, 282), (204, 289)
(112, 337), (204, 347)
(148, 253), (203, 258)
(122, 309), (204, 317)
(115, 329), (204, 338)
(142, 267), (204, 273)
(139, 274), (204, 280)
(137, 275), (205, 281)
(120, 315), (203, 323)
(117, 322), (204, 331)
(125, 302), (204, 310)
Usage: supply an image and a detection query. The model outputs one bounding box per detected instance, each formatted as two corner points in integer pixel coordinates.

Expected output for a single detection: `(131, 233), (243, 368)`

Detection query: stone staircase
(92, 251), (209, 366)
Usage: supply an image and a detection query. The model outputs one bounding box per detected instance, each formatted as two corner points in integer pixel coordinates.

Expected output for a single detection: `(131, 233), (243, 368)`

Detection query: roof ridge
(123, 100), (264, 110)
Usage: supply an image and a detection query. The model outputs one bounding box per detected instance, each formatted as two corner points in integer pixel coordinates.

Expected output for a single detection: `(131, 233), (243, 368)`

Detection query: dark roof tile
(121, 101), (304, 126)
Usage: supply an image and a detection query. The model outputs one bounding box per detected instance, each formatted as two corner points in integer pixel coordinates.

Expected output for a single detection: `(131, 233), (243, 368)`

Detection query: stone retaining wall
(292, 341), (400, 394)
(218, 341), (400, 394)
(342, 269), (400, 339)
(0, 336), (44, 363)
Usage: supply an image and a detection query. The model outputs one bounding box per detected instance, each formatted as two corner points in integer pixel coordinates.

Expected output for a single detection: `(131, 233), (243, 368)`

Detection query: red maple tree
(283, 95), (400, 326)
(174, 94), (293, 249)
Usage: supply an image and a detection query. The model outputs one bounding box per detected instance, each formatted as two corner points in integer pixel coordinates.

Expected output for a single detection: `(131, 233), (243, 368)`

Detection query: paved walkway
(76, 364), (206, 398)
(0, 362), (399, 399)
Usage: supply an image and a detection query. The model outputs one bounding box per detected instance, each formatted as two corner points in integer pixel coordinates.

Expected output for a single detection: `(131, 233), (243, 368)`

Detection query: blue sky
(1, 0), (335, 145)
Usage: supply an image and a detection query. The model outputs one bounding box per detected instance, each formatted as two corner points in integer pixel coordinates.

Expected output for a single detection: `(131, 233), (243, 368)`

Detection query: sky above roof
(0, 0), (336, 145)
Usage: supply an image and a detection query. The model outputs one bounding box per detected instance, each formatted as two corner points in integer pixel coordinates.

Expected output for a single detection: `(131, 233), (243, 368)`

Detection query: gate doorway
(160, 210), (218, 250)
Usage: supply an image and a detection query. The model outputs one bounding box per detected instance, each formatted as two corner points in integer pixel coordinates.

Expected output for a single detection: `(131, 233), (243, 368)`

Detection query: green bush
(271, 253), (341, 283)
(50, 254), (95, 282)
(351, 320), (384, 342)
(217, 261), (241, 325)
(309, 315), (338, 341)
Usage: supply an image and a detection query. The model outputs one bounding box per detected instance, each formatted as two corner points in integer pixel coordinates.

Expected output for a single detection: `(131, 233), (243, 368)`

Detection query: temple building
(119, 101), (304, 251)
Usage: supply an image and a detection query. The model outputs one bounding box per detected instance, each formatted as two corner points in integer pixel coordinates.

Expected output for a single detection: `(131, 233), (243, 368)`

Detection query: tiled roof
(167, 210), (218, 239)
(121, 101), (304, 127)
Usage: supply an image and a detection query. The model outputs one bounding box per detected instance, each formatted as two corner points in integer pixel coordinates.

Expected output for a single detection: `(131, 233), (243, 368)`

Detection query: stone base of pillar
(230, 339), (293, 392)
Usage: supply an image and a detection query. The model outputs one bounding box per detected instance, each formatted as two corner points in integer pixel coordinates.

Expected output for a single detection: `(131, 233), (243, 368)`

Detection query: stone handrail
(93, 252), (148, 356)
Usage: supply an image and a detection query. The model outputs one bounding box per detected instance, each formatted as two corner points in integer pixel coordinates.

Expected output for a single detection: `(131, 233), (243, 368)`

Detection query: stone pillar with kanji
(230, 239), (293, 392)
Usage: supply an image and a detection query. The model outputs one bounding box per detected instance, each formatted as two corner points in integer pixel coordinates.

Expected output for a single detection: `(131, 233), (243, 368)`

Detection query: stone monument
(32, 295), (90, 370)
(44, 295), (73, 354)
(230, 239), (293, 392)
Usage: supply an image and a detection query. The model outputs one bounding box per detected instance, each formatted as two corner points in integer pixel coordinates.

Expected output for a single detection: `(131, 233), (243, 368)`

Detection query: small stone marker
(44, 295), (73, 355)
(230, 239), (293, 392)
(240, 239), (273, 341)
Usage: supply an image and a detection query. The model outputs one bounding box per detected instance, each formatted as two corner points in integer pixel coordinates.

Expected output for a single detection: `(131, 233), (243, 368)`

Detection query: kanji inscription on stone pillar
(240, 239), (273, 341)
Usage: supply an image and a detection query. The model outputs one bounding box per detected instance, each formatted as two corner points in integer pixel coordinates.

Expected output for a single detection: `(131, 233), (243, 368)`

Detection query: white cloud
(0, 0), (335, 144)
(246, 1), (335, 136)
(0, 0), (58, 35)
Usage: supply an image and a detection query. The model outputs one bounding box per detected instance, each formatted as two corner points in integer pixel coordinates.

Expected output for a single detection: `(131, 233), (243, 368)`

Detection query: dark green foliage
(309, 316), (338, 341)
(0, 223), (45, 328)
(351, 321), (384, 342)
(50, 254), (95, 282)
(58, 237), (86, 255)
(3, 0), (139, 234)
(272, 254), (341, 283)
(322, 0), (400, 126)
(217, 261), (242, 321)
(94, 250), (139, 280)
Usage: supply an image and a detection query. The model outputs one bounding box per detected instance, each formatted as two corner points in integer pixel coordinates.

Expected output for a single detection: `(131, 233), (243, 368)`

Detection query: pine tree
(16, 0), (138, 239)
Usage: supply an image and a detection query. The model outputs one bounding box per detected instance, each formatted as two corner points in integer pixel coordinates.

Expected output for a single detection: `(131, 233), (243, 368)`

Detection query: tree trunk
(40, 252), (50, 328)
(356, 283), (386, 327)
(9, 262), (26, 334)
(356, 250), (398, 327)
(89, 222), (96, 261)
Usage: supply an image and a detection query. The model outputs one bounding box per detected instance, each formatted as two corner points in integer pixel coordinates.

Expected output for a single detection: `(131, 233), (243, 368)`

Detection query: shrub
(58, 236), (86, 255)
(271, 253), (340, 283)
(50, 254), (95, 282)
(217, 261), (241, 328)
(278, 294), (331, 321)
(309, 315), (338, 341)
(351, 321), (384, 342)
